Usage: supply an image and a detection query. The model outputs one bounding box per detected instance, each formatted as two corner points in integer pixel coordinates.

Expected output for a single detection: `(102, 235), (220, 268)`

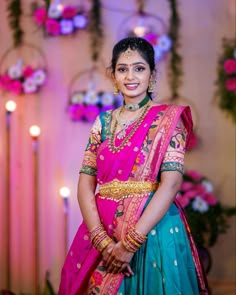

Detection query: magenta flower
(69, 104), (85, 121)
(45, 19), (60, 35)
(203, 193), (218, 206)
(84, 105), (100, 122)
(225, 77), (236, 92)
(183, 190), (200, 200)
(176, 193), (190, 208)
(62, 6), (77, 19)
(185, 170), (202, 181)
(145, 33), (158, 46)
(34, 7), (47, 25)
(23, 66), (34, 78)
(0, 74), (12, 90)
(223, 59), (236, 74)
(181, 181), (194, 192)
(9, 80), (22, 95)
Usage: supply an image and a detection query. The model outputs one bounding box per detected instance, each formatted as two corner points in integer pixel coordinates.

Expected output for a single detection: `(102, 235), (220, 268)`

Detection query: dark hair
(110, 37), (156, 74)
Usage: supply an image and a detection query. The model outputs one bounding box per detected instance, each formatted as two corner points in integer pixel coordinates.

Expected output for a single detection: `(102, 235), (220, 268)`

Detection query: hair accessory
(113, 83), (119, 95)
(124, 95), (150, 112)
(123, 48), (134, 59)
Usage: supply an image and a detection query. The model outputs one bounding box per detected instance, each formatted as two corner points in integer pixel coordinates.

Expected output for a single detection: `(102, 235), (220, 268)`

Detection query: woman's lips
(124, 83), (139, 90)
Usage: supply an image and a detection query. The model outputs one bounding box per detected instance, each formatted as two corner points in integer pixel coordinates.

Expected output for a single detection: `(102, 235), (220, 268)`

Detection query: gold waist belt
(99, 179), (159, 201)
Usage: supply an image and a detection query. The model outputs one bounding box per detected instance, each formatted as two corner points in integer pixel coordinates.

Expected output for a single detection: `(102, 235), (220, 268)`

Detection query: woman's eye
(117, 67), (127, 72)
(135, 66), (145, 72)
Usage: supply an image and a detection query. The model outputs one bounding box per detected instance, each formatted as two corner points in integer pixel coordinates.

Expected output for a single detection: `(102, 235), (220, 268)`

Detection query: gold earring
(113, 83), (119, 95)
(148, 79), (155, 93)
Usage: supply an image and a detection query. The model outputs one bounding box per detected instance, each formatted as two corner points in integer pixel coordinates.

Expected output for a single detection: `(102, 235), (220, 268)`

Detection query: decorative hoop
(118, 12), (172, 62)
(0, 43), (48, 96)
(0, 42), (47, 73)
(67, 62), (122, 122)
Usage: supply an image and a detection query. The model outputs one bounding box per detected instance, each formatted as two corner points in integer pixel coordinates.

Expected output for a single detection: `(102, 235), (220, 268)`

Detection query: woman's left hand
(105, 241), (134, 275)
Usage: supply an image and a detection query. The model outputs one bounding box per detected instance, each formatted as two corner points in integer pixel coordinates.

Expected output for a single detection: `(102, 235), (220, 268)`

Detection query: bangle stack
(89, 224), (112, 253)
(122, 226), (147, 253)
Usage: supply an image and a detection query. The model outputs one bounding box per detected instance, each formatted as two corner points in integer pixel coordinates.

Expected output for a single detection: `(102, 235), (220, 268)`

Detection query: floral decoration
(33, 3), (88, 36)
(0, 59), (46, 95)
(176, 170), (236, 248)
(69, 90), (122, 122)
(215, 38), (236, 122)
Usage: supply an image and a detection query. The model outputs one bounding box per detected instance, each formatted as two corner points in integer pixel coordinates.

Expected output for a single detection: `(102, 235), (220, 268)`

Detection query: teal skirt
(117, 203), (199, 295)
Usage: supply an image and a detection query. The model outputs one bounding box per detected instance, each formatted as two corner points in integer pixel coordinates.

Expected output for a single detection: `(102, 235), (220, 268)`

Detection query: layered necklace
(108, 97), (151, 153)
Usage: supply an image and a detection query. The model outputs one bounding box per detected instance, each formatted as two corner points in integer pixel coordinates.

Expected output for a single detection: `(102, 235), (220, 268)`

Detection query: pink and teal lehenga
(59, 104), (209, 295)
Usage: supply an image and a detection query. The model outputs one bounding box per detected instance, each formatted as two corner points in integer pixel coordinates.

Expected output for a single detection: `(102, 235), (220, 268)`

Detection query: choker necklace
(124, 96), (150, 112)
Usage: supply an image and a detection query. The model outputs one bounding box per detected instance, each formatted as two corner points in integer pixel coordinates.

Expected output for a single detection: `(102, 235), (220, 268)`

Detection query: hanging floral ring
(0, 43), (47, 95)
(32, 1), (88, 36)
(68, 65), (122, 122)
(118, 12), (172, 62)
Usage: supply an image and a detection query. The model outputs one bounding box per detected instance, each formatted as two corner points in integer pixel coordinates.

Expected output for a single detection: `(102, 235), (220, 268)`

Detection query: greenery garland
(215, 38), (236, 122)
(7, 0), (24, 47)
(167, 0), (182, 98)
(88, 0), (104, 62)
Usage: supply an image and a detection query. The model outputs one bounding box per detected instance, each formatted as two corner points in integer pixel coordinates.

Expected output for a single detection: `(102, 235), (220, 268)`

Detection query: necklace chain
(108, 103), (151, 153)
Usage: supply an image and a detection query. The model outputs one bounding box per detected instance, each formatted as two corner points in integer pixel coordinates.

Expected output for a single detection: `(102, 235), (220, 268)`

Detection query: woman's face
(113, 49), (152, 103)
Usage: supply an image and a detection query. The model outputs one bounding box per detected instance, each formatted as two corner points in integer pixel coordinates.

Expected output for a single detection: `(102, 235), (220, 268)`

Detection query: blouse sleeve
(79, 115), (102, 176)
(160, 118), (187, 175)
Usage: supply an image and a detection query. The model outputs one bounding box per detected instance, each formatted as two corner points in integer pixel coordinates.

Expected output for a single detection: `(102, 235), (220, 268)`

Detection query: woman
(59, 37), (209, 294)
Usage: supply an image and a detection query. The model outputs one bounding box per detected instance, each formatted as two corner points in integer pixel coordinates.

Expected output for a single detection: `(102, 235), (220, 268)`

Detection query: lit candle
(59, 186), (70, 256)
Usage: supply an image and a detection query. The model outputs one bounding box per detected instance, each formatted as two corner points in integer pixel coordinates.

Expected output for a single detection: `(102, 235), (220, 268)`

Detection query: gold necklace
(108, 103), (151, 153)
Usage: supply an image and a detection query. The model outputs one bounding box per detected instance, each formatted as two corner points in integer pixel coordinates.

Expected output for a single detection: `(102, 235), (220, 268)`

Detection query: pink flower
(223, 59), (236, 74)
(62, 6), (77, 19)
(84, 105), (100, 122)
(203, 193), (218, 205)
(23, 66), (34, 78)
(45, 19), (60, 35)
(0, 74), (12, 90)
(225, 77), (236, 92)
(185, 170), (202, 181)
(145, 33), (158, 46)
(69, 104), (85, 121)
(34, 7), (47, 25)
(92, 271), (103, 285)
(9, 80), (22, 95)
(183, 190), (199, 200)
(176, 193), (190, 208)
(181, 181), (194, 192)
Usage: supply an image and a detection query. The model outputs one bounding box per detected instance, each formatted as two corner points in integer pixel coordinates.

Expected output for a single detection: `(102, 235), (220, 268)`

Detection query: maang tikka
(123, 48), (134, 59)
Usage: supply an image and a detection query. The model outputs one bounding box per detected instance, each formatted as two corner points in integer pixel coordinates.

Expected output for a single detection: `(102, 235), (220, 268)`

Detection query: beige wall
(0, 0), (235, 293)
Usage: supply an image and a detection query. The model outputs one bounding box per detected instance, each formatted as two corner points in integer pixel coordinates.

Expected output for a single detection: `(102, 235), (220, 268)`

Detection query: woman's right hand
(102, 241), (134, 276)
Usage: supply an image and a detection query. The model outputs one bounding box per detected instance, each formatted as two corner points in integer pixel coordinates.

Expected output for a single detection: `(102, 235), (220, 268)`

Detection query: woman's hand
(104, 241), (134, 276)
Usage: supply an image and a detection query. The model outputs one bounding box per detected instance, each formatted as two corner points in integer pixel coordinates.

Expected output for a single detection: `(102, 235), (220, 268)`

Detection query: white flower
(32, 69), (46, 86)
(84, 90), (99, 105)
(100, 92), (114, 106)
(70, 92), (84, 104)
(201, 180), (214, 193)
(8, 64), (22, 79)
(192, 196), (209, 213)
(60, 19), (74, 35)
(158, 35), (172, 52)
(73, 15), (87, 29)
(23, 77), (37, 94)
(48, 4), (62, 19)
(153, 46), (163, 61)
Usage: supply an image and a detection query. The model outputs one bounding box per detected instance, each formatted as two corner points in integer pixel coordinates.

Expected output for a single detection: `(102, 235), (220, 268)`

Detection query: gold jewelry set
(122, 226), (147, 253)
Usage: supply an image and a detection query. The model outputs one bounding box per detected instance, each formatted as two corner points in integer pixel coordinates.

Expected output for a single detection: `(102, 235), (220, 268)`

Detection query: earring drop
(148, 79), (155, 93)
(113, 83), (119, 95)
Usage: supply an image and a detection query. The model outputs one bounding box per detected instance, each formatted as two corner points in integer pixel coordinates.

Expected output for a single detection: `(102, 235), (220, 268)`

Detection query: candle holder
(4, 100), (16, 290)
(29, 125), (41, 295)
(59, 186), (70, 257)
